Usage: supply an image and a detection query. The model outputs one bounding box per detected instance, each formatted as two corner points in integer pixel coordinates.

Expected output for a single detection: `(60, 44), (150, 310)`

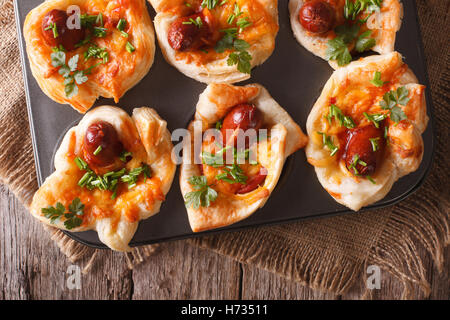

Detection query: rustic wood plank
(1, 183), (448, 300)
(0, 184), (133, 300)
(131, 240), (241, 299)
(341, 246), (449, 300)
(240, 264), (339, 300)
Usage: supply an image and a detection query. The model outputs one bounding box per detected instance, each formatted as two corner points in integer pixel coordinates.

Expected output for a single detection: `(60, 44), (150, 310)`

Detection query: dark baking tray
(15, 0), (435, 249)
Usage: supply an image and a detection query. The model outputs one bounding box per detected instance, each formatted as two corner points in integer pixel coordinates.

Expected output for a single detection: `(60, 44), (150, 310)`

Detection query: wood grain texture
(0, 184), (448, 300)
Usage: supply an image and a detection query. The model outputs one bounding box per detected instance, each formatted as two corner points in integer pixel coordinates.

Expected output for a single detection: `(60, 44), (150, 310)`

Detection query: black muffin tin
(15, 0), (434, 248)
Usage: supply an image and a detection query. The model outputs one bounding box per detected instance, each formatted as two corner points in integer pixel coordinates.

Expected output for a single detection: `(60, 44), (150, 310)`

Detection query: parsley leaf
(228, 50), (252, 74)
(325, 37), (352, 66)
(215, 33), (235, 53)
(184, 176), (218, 209)
(370, 71), (388, 87)
(51, 51), (66, 68)
(41, 198), (85, 229)
(380, 87), (410, 123)
(355, 30), (376, 52)
(334, 23), (360, 44)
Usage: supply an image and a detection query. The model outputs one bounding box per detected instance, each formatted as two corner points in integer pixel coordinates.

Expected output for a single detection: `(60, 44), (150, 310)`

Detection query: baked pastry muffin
(23, 0), (155, 113)
(180, 83), (308, 231)
(305, 52), (428, 211)
(149, 0), (279, 83)
(289, 0), (403, 68)
(29, 106), (176, 251)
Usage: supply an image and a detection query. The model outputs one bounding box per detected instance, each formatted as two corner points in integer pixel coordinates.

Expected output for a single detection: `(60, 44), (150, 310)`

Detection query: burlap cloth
(1, 0), (448, 298)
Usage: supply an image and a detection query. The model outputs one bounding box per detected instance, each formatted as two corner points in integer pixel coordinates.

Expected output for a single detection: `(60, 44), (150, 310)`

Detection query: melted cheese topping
(37, 129), (164, 232)
(31, 0), (149, 102)
(162, 0), (279, 65)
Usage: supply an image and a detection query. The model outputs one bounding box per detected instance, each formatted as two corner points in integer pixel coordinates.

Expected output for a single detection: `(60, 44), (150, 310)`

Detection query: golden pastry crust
(305, 52), (428, 211)
(149, 0), (279, 83)
(180, 83), (308, 232)
(29, 106), (176, 251)
(289, 0), (403, 69)
(23, 0), (155, 113)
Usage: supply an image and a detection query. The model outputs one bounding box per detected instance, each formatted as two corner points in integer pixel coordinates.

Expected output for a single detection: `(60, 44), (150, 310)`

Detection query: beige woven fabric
(0, 0), (448, 297)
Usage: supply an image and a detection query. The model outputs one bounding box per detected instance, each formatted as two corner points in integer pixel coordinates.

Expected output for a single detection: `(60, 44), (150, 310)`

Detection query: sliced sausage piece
(221, 103), (263, 147)
(344, 124), (385, 176)
(83, 121), (124, 167)
(237, 167), (268, 194)
(42, 9), (86, 51)
(298, 0), (336, 34)
(168, 13), (211, 51)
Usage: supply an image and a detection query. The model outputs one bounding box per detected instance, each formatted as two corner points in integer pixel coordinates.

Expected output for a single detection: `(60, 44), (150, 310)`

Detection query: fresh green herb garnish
(84, 44), (109, 63)
(52, 45), (66, 52)
(119, 151), (132, 162)
(217, 164), (248, 184)
(326, 0), (382, 66)
(325, 37), (352, 66)
(317, 132), (339, 156)
(96, 13), (103, 27)
(41, 198), (85, 230)
(367, 175), (376, 184)
(93, 26), (107, 38)
(344, 0), (382, 21)
(228, 50), (252, 74)
(213, 4), (252, 74)
(80, 14), (98, 28)
(121, 165), (151, 189)
(93, 145), (102, 156)
(334, 23), (360, 43)
(348, 154), (367, 175)
(51, 52), (89, 98)
(363, 112), (388, 128)
(182, 16), (203, 28)
(355, 30), (376, 52)
(184, 176), (218, 209)
(380, 86), (410, 123)
(44, 22), (59, 38)
(201, 0), (221, 9)
(369, 137), (380, 151)
(75, 156), (150, 197)
(370, 71), (388, 87)
(117, 18), (127, 31)
(126, 41), (136, 53)
(326, 104), (355, 129)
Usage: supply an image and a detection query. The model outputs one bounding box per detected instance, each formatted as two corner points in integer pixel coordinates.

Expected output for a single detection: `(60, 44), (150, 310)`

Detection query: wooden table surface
(0, 184), (448, 300)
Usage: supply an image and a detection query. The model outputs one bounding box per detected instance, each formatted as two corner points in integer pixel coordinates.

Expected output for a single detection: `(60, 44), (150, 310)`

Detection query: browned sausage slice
(221, 103), (263, 147)
(42, 9), (86, 51)
(168, 13), (211, 51)
(236, 167), (268, 194)
(83, 121), (124, 167)
(298, 0), (336, 34)
(344, 124), (385, 176)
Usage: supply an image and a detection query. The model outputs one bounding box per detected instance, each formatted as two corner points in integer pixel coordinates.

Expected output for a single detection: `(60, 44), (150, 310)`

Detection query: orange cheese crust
(149, 0), (279, 83)
(305, 52), (428, 211)
(180, 83), (308, 232)
(29, 106), (176, 251)
(23, 0), (155, 113)
(289, 0), (403, 68)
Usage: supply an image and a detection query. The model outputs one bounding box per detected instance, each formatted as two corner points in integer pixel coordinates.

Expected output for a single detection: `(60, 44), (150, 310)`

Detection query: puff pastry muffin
(30, 106), (176, 251)
(180, 83), (308, 232)
(289, 0), (403, 68)
(305, 52), (428, 211)
(149, 0), (279, 83)
(23, 0), (155, 113)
